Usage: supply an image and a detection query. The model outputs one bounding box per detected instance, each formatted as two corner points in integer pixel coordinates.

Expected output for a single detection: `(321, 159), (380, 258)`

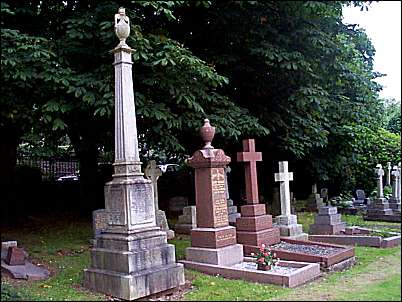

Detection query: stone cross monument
(237, 139), (262, 203)
(144, 160), (175, 239)
(275, 161), (293, 216)
(84, 8), (184, 300)
(235, 139), (280, 255)
(274, 161), (308, 240)
(389, 165), (401, 215)
(306, 183), (324, 210)
(366, 163), (393, 220)
(183, 119), (243, 266)
(386, 162), (392, 187)
(375, 164), (385, 198)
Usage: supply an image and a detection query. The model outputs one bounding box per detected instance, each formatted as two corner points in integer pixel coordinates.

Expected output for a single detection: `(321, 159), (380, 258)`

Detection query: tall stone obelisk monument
(84, 7), (184, 300)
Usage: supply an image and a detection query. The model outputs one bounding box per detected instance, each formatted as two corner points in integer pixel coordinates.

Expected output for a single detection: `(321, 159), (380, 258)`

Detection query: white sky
(342, 1), (401, 102)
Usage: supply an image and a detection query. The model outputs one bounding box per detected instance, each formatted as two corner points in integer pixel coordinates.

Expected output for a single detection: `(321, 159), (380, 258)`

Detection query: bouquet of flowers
(251, 244), (279, 270)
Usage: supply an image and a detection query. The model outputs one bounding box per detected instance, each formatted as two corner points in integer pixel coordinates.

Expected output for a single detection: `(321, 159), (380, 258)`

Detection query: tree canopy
(1, 0), (400, 196)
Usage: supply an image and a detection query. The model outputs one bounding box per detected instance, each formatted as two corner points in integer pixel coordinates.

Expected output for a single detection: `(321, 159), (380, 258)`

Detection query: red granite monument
(236, 139), (280, 255)
(184, 119), (243, 266)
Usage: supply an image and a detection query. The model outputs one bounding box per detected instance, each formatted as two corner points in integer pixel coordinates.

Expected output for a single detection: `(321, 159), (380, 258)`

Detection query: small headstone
(174, 206), (197, 234)
(92, 209), (107, 237)
(306, 183), (324, 210)
(271, 187), (281, 216)
(224, 166), (241, 225)
(309, 206), (346, 235)
(1, 241), (17, 260)
(320, 188), (329, 205)
(5, 247), (27, 266)
(168, 196), (189, 214)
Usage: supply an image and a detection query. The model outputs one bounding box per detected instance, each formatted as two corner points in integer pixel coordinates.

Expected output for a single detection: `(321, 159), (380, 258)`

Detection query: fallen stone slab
(309, 227), (401, 248)
(1, 260), (50, 280)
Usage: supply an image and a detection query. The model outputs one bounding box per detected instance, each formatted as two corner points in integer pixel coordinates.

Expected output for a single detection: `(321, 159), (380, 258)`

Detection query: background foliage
(1, 0), (400, 204)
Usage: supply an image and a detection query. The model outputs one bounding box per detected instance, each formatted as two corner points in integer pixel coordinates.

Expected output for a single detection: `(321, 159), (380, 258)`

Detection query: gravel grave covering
(232, 262), (299, 275)
(271, 241), (343, 256)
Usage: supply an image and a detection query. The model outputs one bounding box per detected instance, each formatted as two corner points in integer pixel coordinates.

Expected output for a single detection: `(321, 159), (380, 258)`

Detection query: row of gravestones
(365, 163), (401, 221)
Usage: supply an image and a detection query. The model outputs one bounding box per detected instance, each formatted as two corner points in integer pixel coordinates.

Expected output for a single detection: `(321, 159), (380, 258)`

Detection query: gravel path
(271, 241), (343, 256)
(232, 262), (299, 275)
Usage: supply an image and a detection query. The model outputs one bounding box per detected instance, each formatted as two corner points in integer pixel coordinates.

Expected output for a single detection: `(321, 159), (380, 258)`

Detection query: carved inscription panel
(211, 168), (229, 227)
(129, 184), (155, 226)
(105, 185), (126, 226)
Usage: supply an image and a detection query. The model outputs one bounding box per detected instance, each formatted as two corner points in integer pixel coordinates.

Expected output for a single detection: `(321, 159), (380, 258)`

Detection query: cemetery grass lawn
(1, 212), (401, 301)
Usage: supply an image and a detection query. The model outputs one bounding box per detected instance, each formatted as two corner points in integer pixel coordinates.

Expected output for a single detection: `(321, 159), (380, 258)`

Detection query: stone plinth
(184, 119), (243, 268)
(83, 12), (184, 300)
(364, 198), (400, 222)
(236, 139), (280, 255)
(309, 206), (346, 235)
(274, 215), (308, 240)
(175, 206), (197, 234)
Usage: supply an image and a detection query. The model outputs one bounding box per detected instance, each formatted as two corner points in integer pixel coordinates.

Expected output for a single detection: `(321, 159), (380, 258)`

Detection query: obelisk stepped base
(84, 230), (184, 300)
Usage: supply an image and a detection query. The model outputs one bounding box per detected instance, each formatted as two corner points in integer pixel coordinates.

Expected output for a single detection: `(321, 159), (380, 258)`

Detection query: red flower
(257, 258), (264, 263)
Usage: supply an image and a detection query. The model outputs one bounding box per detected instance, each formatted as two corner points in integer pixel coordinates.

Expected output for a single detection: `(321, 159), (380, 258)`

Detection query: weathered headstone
(168, 196), (189, 215)
(389, 165), (401, 215)
(366, 164), (393, 220)
(306, 183), (324, 210)
(386, 162), (392, 187)
(225, 166), (241, 225)
(83, 9), (184, 300)
(184, 119), (243, 266)
(92, 209), (107, 237)
(144, 160), (175, 239)
(1, 242), (50, 280)
(309, 206), (346, 235)
(174, 206), (197, 234)
(274, 161), (308, 240)
(320, 188), (329, 205)
(5, 247), (26, 266)
(271, 187), (281, 216)
(235, 139), (280, 255)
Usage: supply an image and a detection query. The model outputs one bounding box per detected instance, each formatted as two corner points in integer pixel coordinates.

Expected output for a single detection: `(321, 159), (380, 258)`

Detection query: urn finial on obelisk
(200, 118), (215, 149)
(114, 7), (130, 48)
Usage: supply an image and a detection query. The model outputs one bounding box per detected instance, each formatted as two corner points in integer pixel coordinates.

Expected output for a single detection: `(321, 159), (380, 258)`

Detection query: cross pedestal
(366, 164), (394, 221)
(235, 139), (280, 255)
(388, 166), (401, 214)
(274, 161), (308, 240)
